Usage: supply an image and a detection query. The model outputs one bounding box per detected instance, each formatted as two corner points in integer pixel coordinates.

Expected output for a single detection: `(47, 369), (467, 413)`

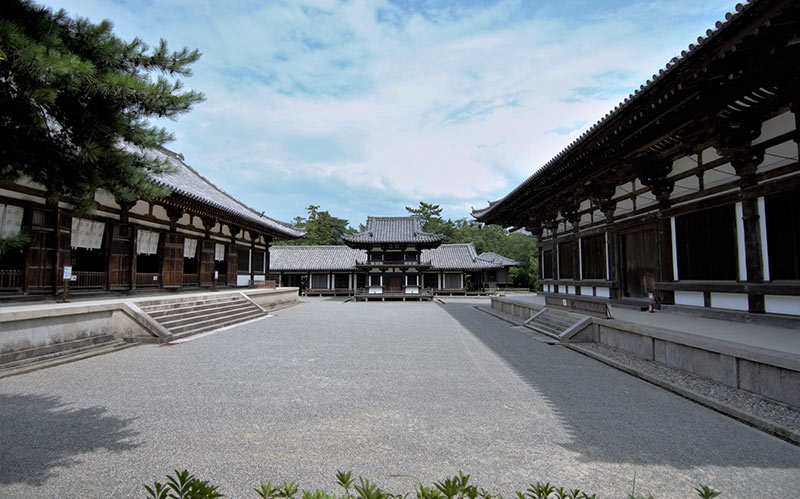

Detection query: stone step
(157, 303), (258, 329)
(524, 323), (562, 340)
(167, 308), (265, 335)
(539, 311), (579, 327)
(527, 320), (561, 336)
(534, 317), (574, 333)
(140, 296), (242, 314)
(150, 299), (254, 322)
(168, 310), (267, 339)
(0, 340), (134, 379)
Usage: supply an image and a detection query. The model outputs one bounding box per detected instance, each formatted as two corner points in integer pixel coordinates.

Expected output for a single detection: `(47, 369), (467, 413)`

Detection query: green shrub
(144, 470), (720, 499)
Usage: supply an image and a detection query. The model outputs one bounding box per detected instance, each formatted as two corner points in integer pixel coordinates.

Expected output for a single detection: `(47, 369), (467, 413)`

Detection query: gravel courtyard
(1, 298), (798, 498)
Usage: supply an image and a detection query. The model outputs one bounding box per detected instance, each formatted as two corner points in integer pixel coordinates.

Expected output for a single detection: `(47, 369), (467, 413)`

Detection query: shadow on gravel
(0, 393), (139, 486)
(438, 302), (800, 469)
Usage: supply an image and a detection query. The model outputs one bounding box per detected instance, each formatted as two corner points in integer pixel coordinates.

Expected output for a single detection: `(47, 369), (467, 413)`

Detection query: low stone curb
(475, 304), (800, 446)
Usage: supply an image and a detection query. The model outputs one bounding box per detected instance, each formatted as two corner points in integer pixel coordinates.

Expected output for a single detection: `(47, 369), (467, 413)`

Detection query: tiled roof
(269, 243), (504, 271)
(270, 245), (366, 271)
(422, 243), (500, 271)
(343, 216), (445, 245)
(478, 252), (519, 267)
(140, 147), (304, 239)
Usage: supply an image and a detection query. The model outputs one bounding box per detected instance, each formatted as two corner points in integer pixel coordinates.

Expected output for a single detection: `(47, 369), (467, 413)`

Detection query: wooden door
(108, 223), (133, 289)
(25, 208), (58, 293)
(227, 244), (238, 286)
(199, 240), (215, 286)
(334, 274), (348, 289)
(621, 228), (657, 298)
(161, 233), (184, 287)
(387, 276), (403, 292)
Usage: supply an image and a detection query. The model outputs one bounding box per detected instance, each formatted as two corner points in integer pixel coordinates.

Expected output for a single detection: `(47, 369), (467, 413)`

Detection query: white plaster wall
(709, 292), (749, 311)
(669, 155), (697, 177)
(701, 147), (722, 163)
(152, 205), (168, 220)
(405, 286), (419, 294)
(236, 275), (250, 287)
(764, 295), (800, 316)
(673, 175), (700, 196)
(758, 141), (798, 174)
(94, 190), (121, 209)
(130, 200), (149, 215)
(614, 198), (634, 218)
(595, 287), (610, 298)
(567, 286), (576, 295)
(675, 291), (704, 307)
(753, 110), (795, 145)
(704, 162), (737, 189)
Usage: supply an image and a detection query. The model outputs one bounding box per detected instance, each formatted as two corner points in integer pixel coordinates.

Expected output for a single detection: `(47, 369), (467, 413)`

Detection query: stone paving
(1, 298), (798, 498)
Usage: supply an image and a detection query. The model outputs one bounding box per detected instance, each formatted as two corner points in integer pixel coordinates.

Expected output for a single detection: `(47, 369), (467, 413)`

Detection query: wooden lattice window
(675, 204), (737, 280)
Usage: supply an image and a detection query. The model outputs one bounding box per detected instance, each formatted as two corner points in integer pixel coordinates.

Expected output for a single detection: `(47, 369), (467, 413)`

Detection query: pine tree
(0, 0), (204, 215)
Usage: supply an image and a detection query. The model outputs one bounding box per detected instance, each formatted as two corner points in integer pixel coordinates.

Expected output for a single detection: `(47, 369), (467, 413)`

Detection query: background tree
(277, 205), (357, 246)
(407, 201), (539, 289)
(0, 0), (204, 219)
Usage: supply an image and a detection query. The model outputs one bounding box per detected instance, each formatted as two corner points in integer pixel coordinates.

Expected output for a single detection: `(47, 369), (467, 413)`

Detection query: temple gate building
(269, 216), (519, 297)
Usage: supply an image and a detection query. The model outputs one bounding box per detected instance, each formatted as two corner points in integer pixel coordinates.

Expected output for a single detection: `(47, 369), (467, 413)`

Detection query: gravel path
(1, 298), (799, 498)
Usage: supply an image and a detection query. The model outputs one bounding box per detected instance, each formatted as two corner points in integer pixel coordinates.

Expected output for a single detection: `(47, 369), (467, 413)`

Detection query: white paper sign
(62, 266), (73, 280)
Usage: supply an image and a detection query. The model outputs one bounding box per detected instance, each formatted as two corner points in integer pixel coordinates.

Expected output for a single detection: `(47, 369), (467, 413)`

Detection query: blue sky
(44, 0), (736, 228)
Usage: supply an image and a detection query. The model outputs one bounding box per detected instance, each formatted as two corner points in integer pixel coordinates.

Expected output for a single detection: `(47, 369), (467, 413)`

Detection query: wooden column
(656, 215), (674, 306)
(719, 117), (766, 313)
(248, 230), (259, 288)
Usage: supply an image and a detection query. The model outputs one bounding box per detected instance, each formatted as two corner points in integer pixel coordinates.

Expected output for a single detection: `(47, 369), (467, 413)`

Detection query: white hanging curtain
(0, 204), (24, 238)
(214, 243), (226, 261)
(183, 238), (198, 258)
(136, 229), (160, 255)
(70, 217), (105, 249)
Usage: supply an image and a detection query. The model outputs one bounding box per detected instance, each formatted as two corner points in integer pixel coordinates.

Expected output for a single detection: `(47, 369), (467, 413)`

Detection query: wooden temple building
(269, 216), (517, 297)
(473, 0), (800, 324)
(0, 147), (304, 299)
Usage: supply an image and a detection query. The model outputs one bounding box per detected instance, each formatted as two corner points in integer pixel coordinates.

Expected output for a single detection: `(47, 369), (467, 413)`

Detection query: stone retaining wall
(0, 288), (300, 365)
(491, 297), (800, 408)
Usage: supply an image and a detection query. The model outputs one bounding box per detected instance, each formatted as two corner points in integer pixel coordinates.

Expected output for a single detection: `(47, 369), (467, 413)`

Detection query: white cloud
(47, 0), (738, 223)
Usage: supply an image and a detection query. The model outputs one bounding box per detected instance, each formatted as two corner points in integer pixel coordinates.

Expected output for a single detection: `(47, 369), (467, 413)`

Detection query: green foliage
(0, 0), (203, 214)
(276, 205), (357, 246)
(144, 469), (223, 499)
(0, 228), (29, 255)
(406, 202), (539, 290)
(146, 470), (721, 498)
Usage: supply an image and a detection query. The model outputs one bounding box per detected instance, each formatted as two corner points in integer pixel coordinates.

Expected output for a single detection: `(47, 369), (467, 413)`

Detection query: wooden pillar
(53, 207), (62, 296)
(248, 230), (259, 288)
(656, 215), (674, 306)
(719, 117), (765, 313)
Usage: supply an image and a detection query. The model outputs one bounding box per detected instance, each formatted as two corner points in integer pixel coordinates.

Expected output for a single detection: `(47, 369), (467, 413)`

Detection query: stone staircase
(138, 294), (267, 341)
(0, 335), (134, 378)
(524, 309), (583, 339)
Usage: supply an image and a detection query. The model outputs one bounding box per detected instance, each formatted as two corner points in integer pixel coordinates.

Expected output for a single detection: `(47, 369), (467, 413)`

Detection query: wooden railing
(136, 273), (160, 287)
(0, 269), (23, 289)
(183, 273), (199, 286)
(73, 271), (106, 289)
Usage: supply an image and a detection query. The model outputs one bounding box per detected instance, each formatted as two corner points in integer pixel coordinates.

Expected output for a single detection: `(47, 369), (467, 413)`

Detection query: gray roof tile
(343, 216), (444, 245)
(138, 146), (304, 239)
(477, 251), (520, 267)
(270, 245), (366, 271)
(423, 243), (500, 270)
(269, 243), (504, 272)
